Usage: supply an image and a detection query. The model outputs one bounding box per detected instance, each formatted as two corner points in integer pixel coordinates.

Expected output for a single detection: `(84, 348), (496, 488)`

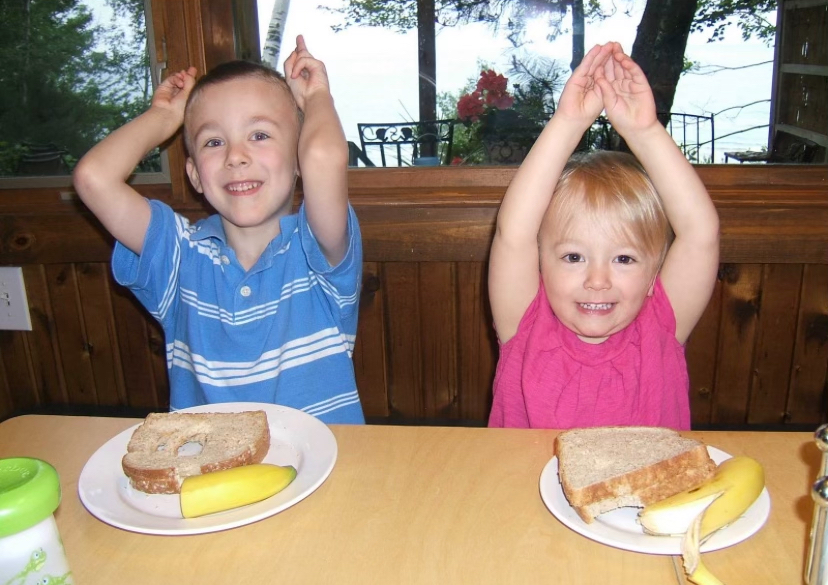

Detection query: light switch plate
(0, 267), (32, 331)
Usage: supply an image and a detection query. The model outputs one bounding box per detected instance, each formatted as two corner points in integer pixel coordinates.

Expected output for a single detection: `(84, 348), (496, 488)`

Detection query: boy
(73, 36), (364, 423)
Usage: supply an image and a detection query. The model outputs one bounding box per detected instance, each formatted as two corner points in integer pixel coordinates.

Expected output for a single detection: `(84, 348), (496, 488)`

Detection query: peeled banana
(180, 463), (297, 518)
(638, 456), (765, 585)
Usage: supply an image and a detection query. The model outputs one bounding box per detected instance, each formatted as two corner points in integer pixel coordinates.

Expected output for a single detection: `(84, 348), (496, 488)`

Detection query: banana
(180, 463), (297, 518)
(638, 456), (765, 585)
(638, 456), (765, 536)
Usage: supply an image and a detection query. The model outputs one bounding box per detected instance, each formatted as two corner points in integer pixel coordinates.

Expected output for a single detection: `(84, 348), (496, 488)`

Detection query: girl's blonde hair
(540, 150), (672, 267)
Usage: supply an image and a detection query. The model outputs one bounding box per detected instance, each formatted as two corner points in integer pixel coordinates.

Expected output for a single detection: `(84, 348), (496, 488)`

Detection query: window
(255, 0), (827, 167)
(0, 0), (161, 186)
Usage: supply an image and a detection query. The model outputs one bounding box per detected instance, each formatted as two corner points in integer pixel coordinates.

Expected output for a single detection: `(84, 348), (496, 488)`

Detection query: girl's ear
(647, 272), (657, 297)
(185, 157), (203, 193)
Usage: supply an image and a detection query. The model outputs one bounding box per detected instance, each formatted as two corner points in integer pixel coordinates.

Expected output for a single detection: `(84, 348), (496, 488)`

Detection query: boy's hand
(595, 45), (658, 135)
(151, 66), (197, 122)
(556, 43), (614, 125)
(283, 35), (330, 111)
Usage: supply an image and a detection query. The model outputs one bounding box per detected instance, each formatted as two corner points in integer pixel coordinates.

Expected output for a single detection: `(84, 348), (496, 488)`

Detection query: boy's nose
(225, 143), (250, 168)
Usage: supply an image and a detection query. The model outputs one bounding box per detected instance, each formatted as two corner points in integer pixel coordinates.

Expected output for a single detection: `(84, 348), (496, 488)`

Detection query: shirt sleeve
(298, 202), (363, 320)
(111, 199), (184, 329)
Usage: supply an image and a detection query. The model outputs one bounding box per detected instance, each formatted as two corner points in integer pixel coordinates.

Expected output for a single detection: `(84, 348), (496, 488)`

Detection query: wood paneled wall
(1, 166), (826, 428)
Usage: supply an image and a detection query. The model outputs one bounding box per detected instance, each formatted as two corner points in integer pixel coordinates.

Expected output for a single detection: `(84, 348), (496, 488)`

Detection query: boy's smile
(540, 216), (657, 344)
(185, 76), (300, 246)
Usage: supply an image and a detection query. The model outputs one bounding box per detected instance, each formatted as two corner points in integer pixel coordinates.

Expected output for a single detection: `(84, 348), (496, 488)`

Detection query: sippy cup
(0, 457), (74, 584)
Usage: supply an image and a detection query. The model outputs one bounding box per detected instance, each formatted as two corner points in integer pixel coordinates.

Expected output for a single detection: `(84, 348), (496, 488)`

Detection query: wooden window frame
(0, 0), (824, 258)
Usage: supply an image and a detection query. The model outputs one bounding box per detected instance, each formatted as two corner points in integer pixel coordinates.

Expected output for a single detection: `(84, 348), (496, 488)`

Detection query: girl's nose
(584, 265), (611, 290)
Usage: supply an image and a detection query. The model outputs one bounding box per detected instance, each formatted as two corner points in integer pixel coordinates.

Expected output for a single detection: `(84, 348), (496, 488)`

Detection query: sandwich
(122, 410), (271, 494)
(556, 426), (716, 523)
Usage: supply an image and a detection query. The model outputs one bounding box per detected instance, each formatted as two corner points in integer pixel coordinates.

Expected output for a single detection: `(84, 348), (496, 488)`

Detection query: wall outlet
(0, 267), (32, 331)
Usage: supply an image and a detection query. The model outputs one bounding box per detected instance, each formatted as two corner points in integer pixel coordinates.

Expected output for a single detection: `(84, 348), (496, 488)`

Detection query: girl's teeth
(581, 303), (612, 310)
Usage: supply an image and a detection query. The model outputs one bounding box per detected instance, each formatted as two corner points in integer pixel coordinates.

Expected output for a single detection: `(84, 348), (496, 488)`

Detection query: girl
(488, 42), (719, 429)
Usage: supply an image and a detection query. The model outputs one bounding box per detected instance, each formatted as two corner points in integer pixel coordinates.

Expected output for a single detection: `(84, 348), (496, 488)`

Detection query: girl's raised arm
(597, 48), (719, 343)
(488, 43), (615, 342)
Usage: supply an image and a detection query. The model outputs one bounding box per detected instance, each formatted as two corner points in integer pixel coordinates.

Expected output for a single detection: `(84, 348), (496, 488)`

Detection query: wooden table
(0, 415), (816, 584)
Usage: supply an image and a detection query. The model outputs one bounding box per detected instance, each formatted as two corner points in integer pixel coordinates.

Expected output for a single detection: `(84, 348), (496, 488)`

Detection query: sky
(258, 0), (777, 163)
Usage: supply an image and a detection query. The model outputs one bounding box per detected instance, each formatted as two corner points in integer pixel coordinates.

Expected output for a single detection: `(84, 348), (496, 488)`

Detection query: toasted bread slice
(556, 426), (716, 523)
(122, 411), (270, 494)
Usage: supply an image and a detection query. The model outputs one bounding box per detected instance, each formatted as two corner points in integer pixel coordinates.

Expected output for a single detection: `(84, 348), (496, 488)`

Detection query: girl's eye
(563, 253), (582, 263)
(204, 138), (223, 147)
(615, 255), (635, 264)
(252, 132), (269, 141)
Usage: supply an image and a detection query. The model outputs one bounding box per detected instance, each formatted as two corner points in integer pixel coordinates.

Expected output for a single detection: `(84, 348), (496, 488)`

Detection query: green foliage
(693, 0), (777, 44)
(0, 0), (154, 176)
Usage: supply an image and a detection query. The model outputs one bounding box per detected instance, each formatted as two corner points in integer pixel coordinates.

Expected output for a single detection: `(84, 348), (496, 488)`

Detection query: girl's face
(539, 213), (659, 344)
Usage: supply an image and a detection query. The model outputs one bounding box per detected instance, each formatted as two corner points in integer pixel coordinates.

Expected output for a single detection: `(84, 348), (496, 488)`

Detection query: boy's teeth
(581, 302), (613, 310)
(229, 182), (259, 192)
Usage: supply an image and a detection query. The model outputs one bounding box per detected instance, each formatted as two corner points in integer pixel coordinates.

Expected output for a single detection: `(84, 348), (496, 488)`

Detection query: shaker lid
(0, 458), (61, 537)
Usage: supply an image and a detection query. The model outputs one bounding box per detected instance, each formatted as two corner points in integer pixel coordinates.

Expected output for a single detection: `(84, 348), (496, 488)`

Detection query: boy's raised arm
(489, 43), (615, 342)
(72, 67), (197, 255)
(284, 35), (350, 267)
(596, 47), (719, 343)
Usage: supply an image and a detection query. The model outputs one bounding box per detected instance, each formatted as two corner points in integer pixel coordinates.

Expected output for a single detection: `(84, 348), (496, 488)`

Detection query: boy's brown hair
(182, 60), (302, 155)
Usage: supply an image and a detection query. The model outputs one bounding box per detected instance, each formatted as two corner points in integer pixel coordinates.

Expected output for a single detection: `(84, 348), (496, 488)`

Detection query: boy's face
(185, 76), (300, 231)
(539, 213), (658, 344)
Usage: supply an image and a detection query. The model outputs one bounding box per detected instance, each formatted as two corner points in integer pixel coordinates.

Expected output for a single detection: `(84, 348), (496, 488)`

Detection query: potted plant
(456, 69), (547, 164)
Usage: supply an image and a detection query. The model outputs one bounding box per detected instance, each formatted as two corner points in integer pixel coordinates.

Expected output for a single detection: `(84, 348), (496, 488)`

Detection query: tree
(262, 0), (291, 69)
(0, 0), (152, 175)
(328, 0), (777, 130)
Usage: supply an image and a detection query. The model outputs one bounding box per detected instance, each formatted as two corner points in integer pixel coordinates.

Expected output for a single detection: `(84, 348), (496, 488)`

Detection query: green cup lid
(0, 458), (61, 537)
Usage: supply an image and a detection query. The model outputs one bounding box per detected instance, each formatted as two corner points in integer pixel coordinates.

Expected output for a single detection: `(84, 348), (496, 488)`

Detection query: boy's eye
(252, 132), (270, 141)
(615, 255), (636, 264)
(204, 138), (223, 148)
(562, 253), (583, 263)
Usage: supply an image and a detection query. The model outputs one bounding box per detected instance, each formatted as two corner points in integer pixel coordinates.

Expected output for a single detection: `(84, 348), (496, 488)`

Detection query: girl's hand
(556, 43), (614, 124)
(283, 35), (330, 111)
(595, 45), (658, 135)
(151, 67), (197, 120)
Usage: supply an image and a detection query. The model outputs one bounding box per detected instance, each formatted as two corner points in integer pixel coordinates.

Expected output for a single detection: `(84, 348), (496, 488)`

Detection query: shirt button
(221, 255), (230, 265)
(240, 286), (252, 297)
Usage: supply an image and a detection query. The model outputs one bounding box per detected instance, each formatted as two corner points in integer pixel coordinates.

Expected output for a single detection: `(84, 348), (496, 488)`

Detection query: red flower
(457, 92), (485, 122)
(457, 69), (515, 125)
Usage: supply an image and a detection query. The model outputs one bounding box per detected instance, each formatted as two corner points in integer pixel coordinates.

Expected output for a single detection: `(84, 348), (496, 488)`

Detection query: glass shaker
(0, 457), (74, 584)
(806, 424), (828, 585)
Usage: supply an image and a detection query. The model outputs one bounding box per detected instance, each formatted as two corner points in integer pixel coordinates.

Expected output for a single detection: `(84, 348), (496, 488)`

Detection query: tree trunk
(570, 0), (584, 71)
(262, 0), (291, 69)
(631, 0), (698, 125)
(417, 0), (437, 156)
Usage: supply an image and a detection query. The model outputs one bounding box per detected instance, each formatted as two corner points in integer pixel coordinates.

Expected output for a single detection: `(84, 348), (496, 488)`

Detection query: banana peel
(180, 463), (297, 518)
(638, 456), (765, 585)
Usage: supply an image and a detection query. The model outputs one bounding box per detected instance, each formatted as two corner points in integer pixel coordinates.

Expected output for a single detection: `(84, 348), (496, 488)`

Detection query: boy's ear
(185, 157), (203, 193)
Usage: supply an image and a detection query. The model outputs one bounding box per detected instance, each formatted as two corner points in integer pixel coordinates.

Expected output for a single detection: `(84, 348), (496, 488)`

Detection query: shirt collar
(188, 212), (300, 252)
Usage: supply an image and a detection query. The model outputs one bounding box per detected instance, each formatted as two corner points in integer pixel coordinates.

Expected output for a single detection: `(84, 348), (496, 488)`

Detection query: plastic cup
(0, 457), (74, 584)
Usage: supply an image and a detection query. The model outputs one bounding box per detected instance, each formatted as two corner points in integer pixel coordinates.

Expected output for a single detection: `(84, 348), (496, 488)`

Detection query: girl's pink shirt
(488, 277), (690, 430)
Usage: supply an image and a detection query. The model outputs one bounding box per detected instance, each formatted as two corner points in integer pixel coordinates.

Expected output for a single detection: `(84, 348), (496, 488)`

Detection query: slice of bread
(122, 411), (271, 494)
(556, 426), (715, 524)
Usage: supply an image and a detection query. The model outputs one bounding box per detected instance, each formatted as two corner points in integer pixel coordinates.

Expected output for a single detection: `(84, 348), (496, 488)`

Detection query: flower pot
(483, 137), (530, 164)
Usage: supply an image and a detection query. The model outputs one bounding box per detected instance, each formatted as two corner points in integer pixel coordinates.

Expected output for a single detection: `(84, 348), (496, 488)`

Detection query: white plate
(78, 402), (337, 535)
(539, 446), (771, 554)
